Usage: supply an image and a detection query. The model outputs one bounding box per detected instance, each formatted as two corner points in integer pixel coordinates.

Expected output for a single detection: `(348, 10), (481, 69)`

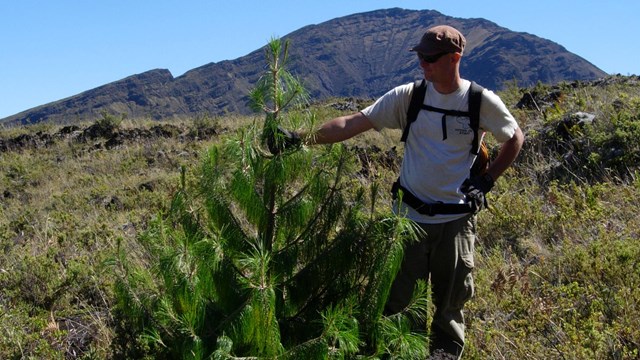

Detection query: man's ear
(451, 52), (462, 63)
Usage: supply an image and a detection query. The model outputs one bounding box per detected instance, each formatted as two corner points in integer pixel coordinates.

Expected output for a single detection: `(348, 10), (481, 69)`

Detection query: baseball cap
(410, 25), (466, 55)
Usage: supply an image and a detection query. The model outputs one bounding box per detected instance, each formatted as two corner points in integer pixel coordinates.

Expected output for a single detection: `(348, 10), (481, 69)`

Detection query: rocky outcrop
(0, 121), (215, 153)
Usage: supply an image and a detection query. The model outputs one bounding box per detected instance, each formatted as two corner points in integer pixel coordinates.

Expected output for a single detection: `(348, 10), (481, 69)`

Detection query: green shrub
(111, 38), (428, 359)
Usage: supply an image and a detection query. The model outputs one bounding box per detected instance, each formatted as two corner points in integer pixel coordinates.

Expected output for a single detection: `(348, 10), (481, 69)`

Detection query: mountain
(0, 8), (606, 126)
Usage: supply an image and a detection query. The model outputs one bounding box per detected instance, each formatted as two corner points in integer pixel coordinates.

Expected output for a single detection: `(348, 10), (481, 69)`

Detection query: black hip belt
(391, 181), (475, 216)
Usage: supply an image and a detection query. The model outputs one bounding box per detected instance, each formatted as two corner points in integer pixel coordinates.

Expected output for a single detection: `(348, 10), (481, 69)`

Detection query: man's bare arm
(486, 126), (524, 181)
(306, 112), (374, 145)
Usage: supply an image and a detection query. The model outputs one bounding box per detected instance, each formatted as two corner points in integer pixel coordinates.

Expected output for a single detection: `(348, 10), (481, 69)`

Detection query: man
(273, 25), (524, 358)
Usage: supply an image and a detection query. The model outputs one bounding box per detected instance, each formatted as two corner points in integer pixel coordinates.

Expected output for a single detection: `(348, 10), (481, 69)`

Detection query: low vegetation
(1, 51), (639, 359)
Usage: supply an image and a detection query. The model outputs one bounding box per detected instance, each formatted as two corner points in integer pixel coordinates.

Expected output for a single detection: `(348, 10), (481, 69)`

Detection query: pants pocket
(452, 256), (474, 309)
(453, 218), (476, 308)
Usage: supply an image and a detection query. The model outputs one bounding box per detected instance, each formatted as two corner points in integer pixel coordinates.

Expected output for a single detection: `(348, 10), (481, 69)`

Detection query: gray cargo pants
(384, 214), (476, 359)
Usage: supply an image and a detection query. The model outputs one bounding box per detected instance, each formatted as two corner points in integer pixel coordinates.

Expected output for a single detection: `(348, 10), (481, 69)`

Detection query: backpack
(401, 79), (489, 177)
(389, 79), (490, 216)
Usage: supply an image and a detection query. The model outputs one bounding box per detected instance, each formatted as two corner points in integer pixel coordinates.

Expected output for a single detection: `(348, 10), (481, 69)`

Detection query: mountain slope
(1, 8), (606, 126)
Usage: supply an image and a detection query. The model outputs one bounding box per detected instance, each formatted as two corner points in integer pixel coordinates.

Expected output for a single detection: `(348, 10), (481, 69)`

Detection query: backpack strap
(420, 104), (469, 141)
(391, 181), (478, 215)
(400, 79), (426, 142)
(468, 81), (484, 155)
(402, 80), (484, 151)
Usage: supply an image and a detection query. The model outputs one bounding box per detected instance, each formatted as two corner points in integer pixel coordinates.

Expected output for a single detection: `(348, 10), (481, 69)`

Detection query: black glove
(460, 173), (494, 213)
(266, 126), (302, 155)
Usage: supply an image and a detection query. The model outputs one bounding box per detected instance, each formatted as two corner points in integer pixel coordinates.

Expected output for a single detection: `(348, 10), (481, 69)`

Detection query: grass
(0, 116), (227, 358)
(1, 75), (640, 358)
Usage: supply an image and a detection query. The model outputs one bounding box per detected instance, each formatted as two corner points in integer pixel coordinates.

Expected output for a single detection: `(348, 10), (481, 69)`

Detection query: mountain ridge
(1, 8), (606, 126)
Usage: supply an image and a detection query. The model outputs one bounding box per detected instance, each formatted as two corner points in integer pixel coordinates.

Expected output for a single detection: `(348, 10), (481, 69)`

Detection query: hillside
(1, 74), (640, 358)
(0, 8), (606, 126)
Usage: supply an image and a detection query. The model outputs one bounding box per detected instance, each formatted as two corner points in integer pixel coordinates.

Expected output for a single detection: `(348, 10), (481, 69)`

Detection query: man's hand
(266, 126), (302, 155)
(461, 173), (494, 213)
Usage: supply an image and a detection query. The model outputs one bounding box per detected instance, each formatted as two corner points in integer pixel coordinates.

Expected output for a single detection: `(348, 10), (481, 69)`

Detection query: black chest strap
(401, 80), (484, 155)
(421, 105), (470, 141)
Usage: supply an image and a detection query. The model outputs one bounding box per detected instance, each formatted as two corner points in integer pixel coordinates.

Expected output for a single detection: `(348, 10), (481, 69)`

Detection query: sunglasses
(417, 52), (450, 63)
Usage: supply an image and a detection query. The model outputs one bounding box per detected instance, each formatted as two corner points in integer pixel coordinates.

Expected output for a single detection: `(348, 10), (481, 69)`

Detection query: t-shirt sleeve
(479, 89), (520, 143)
(360, 83), (413, 131)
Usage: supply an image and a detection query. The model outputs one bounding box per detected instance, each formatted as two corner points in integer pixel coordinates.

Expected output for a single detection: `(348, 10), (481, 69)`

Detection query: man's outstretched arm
(306, 112), (374, 145)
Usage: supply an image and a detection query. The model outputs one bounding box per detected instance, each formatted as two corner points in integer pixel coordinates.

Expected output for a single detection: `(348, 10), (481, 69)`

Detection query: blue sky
(1, 1), (638, 119)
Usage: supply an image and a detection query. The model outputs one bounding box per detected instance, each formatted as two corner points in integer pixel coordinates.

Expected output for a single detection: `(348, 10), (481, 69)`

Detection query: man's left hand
(461, 173), (494, 212)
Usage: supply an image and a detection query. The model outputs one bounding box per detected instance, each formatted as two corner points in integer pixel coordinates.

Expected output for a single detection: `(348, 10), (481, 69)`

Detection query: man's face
(418, 52), (453, 82)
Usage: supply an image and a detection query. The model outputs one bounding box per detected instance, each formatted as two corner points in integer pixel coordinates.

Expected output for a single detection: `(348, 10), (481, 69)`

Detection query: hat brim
(409, 44), (443, 56)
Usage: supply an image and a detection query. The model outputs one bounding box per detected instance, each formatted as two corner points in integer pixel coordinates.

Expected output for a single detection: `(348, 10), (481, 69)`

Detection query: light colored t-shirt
(361, 79), (519, 224)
